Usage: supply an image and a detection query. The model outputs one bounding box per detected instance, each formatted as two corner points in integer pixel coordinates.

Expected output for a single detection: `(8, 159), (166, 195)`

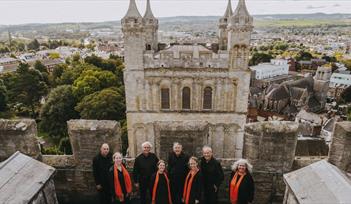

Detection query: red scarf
(183, 169), (199, 204)
(152, 171), (172, 204)
(113, 164), (132, 201)
(230, 171), (246, 204)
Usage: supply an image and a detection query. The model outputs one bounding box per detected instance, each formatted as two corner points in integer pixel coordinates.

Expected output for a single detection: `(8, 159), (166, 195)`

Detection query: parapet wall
(244, 121), (299, 203)
(0, 119), (40, 161)
(328, 122), (351, 174)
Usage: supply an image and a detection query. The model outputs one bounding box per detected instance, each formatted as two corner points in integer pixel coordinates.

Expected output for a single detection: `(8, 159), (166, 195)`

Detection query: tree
(76, 87), (126, 121)
(0, 79), (7, 111)
(295, 51), (313, 61)
(249, 52), (273, 66)
(40, 85), (79, 140)
(27, 39), (40, 51)
(72, 68), (118, 99)
(34, 60), (48, 73)
(8, 63), (48, 117)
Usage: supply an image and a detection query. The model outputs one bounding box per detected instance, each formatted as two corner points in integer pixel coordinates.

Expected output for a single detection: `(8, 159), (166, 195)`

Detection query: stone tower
(121, 0), (144, 71)
(143, 0), (159, 51)
(228, 0), (253, 70)
(218, 0), (233, 51)
(122, 0), (253, 159)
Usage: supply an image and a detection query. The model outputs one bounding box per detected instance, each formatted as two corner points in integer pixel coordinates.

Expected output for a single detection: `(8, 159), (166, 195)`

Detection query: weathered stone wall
(0, 119), (40, 161)
(243, 121), (299, 204)
(328, 122), (351, 173)
(68, 120), (122, 169)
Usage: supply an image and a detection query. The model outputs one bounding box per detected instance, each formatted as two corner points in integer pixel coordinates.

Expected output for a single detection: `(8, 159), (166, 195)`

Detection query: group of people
(92, 142), (255, 204)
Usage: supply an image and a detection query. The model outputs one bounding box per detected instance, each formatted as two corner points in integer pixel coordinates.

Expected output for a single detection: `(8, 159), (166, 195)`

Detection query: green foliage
(249, 52), (273, 66)
(40, 85), (79, 140)
(295, 51), (313, 61)
(58, 137), (72, 154)
(49, 52), (60, 59)
(27, 39), (40, 51)
(41, 146), (63, 155)
(34, 60), (48, 73)
(84, 54), (124, 76)
(72, 68), (118, 99)
(0, 79), (8, 111)
(76, 87), (126, 121)
(5, 63), (48, 117)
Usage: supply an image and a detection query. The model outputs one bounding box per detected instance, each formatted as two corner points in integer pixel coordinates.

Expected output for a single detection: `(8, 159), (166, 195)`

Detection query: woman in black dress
(109, 152), (132, 204)
(150, 160), (172, 204)
(182, 157), (203, 204)
(229, 159), (255, 204)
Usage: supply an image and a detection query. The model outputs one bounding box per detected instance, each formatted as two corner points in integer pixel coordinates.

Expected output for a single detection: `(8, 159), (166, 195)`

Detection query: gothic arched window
(182, 87), (191, 110)
(203, 87), (212, 110)
(161, 88), (170, 110)
(146, 44), (151, 50)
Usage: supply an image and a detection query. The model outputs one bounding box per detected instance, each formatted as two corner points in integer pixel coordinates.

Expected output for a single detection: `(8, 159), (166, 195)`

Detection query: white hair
(173, 142), (182, 149)
(141, 141), (152, 148)
(231, 159), (253, 173)
(202, 145), (212, 152)
(113, 152), (122, 160)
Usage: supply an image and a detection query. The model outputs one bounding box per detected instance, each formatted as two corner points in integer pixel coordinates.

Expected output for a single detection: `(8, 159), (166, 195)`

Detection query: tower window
(146, 44), (151, 50)
(203, 87), (213, 110)
(161, 88), (170, 109)
(182, 87), (191, 110)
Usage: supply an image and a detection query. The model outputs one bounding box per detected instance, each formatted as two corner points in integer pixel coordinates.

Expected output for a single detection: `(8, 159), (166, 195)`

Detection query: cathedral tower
(218, 0), (233, 50)
(121, 0), (144, 70)
(227, 0), (253, 70)
(143, 0), (159, 51)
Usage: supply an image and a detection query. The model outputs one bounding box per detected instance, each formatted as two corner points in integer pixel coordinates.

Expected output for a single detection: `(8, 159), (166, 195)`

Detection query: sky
(0, 0), (351, 25)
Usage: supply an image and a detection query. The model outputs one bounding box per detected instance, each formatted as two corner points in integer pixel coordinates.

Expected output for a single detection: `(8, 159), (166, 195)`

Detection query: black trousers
(98, 189), (112, 204)
(203, 186), (218, 204)
(170, 178), (183, 204)
(139, 180), (151, 204)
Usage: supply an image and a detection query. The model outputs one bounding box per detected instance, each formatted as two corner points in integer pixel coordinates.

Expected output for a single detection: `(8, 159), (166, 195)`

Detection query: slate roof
(284, 160), (351, 204)
(0, 151), (56, 203)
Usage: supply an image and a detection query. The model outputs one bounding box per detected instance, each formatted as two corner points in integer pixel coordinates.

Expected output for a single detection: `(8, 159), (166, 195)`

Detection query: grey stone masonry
(67, 119), (122, 169)
(0, 119), (40, 161)
(243, 121), (299, 204)
(328, 121), (351, 174)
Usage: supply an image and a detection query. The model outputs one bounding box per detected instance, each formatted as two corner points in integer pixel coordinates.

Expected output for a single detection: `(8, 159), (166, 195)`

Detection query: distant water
(1, 0), (351, 25)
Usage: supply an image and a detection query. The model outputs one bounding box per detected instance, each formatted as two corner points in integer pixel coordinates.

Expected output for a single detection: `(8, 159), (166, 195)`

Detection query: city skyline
(0, 0), (351, 25)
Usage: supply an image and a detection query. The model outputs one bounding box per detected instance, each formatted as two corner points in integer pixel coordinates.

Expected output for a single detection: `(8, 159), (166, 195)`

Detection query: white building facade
(250, 59), (289, 80)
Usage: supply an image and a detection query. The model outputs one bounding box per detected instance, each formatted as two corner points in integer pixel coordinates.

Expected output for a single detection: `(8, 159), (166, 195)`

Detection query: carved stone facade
(122, 0), (253, 158)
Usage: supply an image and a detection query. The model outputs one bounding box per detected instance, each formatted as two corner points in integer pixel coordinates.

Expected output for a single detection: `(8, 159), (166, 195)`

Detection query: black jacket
(229, 171), (255, 204)
(92, 152), (113, 189)
(150, 173), (171, 204)
(167, 152), (189, 180)
(132, 153), (159, 184)
(184, 171), (203, 204)
(200, 157), (224, 189)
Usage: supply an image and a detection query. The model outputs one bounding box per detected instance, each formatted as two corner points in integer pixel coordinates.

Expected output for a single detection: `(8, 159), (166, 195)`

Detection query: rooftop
(0, 151), (56, 203)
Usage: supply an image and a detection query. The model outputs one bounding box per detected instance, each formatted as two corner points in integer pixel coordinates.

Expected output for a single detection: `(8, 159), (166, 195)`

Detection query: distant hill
(1, 13), (350, 36)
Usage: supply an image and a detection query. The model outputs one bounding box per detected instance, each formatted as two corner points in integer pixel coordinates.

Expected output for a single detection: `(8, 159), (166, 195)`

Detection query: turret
(143, 0), (159, 51)
(218, 0), (233, 50)
(121, 0), (144, 70)
(227, 0), (253, 70)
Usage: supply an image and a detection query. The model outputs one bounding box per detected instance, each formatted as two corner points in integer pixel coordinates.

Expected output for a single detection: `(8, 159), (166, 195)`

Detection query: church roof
(123, 0), (142, 19)
(223, 0), (233, 17)
(0, 152), (56, 203)
(161, 44), (212, 53)
(284, 160), (351, 204)
(232, 0), (252, 20)
(144, 0), (156, 19)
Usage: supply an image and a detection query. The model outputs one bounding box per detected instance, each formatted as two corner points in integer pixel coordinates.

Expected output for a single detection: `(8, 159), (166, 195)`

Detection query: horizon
(1, 0), (351, 25)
